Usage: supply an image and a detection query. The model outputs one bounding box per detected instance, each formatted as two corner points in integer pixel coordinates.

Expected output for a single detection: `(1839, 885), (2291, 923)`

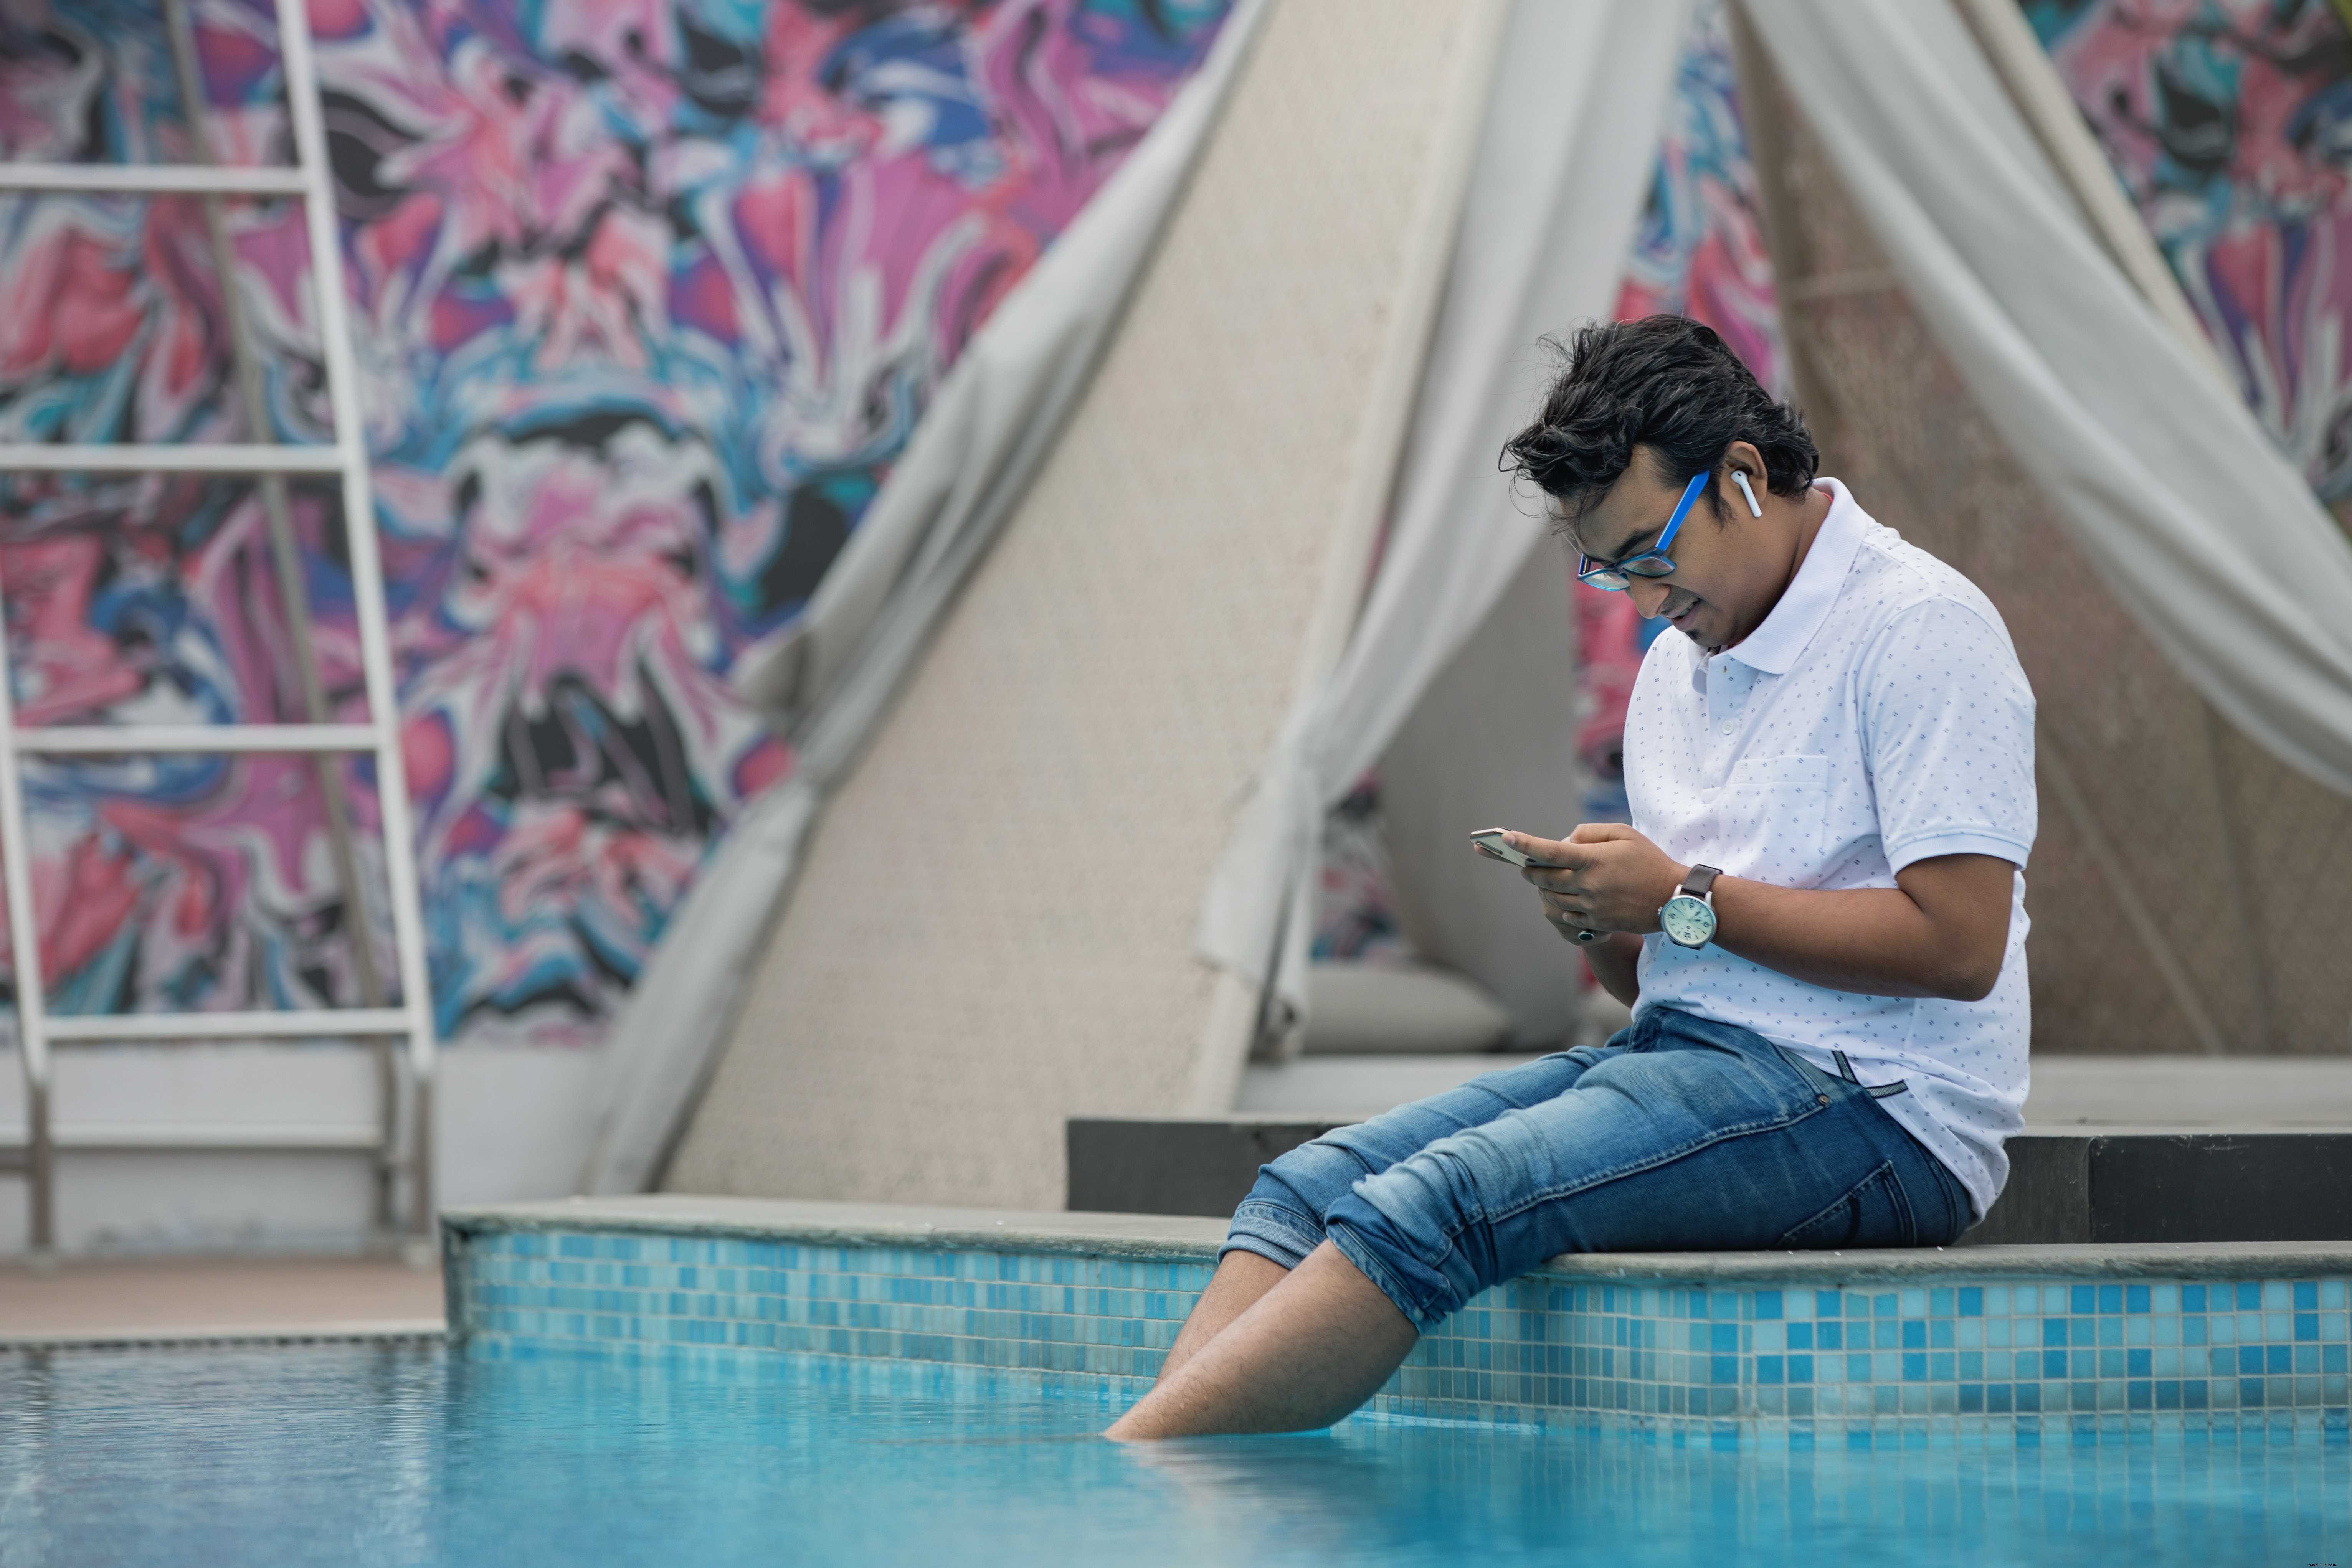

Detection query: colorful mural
(0, 0), (1229, 1042)
(2027, 0), (2352, 498)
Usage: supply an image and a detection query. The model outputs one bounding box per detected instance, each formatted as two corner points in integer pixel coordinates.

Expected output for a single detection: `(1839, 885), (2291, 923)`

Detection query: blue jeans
(1223, 1007), (1973, 1330)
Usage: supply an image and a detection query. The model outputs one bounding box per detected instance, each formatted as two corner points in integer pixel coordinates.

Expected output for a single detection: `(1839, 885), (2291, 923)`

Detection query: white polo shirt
(1624, 478), (2035, 1219)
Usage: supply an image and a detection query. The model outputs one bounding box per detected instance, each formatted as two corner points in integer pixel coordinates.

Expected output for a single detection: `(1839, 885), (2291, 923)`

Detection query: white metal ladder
(0, 0), (438, 1259)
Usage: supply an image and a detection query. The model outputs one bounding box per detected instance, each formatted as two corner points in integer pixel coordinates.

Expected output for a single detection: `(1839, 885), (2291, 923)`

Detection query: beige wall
(666, 0), (1497, 1207)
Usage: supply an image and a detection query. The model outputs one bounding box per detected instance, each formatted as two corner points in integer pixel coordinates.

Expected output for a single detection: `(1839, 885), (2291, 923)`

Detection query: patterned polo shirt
(1624, 478), (2037, 1219)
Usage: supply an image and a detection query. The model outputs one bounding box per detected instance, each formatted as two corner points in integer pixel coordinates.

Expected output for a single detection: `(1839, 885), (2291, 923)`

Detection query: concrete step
(1065, 1119), (2352, 1246)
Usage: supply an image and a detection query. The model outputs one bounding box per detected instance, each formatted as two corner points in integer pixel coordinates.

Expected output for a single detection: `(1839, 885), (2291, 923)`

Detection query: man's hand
(1475, 824), (1685, 942)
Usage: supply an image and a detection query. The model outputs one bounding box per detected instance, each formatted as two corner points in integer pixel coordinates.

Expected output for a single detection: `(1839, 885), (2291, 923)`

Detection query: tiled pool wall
(1406, 1274), (2352, 1442)
(447, 1225), (2352, 1443)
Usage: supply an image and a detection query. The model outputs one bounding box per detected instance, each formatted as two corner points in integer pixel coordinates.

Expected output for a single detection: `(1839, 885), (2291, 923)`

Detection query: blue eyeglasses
(1576, 469), (1708, 591)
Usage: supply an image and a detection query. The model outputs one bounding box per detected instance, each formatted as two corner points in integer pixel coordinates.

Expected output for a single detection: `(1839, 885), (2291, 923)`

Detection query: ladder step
(0, 1124), (384, 1152)
(0, 444), (347, 475)
(15, 724), (383, 756)
(44, 1009), (414, 1043)
(0, 164), (311, 198)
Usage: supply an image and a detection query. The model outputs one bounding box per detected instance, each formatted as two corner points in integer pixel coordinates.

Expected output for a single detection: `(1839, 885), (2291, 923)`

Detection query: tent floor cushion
(1301, 961), (1517, 1055)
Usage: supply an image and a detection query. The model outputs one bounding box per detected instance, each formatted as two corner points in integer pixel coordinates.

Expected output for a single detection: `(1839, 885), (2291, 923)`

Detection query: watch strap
(1679, 864), (1722, 900)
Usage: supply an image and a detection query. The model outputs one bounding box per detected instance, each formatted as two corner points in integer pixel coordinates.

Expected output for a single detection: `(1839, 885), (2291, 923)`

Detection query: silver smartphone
(1469, 827), (1536, 867)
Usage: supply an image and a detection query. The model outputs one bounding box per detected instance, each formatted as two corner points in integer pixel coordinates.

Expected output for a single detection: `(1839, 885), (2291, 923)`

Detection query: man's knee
(1254, 1129), (1388, 1214)
(1222, 1134), (1377, 1269)
(1313, 1134), (1506, 1331)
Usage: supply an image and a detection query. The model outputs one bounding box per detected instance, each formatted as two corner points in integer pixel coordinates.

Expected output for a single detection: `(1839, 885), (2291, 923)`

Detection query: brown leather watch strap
(1681, 864), (1722, 898)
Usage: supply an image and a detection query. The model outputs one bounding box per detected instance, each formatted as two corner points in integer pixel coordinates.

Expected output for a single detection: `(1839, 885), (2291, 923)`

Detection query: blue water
(2, 1345), (2347, 1566)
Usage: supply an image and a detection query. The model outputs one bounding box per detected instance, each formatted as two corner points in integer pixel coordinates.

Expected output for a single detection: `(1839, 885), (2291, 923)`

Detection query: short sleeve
(1858, 597), (2037, 873)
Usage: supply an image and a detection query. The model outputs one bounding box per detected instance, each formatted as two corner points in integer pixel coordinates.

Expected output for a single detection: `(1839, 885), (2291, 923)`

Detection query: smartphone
(1470, 828), (1538, 867)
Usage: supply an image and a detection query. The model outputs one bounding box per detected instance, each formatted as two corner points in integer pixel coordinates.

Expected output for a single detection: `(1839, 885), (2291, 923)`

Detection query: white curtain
(1746, 0), (2352, 795)
(1192, 0), (1693, 1030)
(573, 0), (1270, 1195)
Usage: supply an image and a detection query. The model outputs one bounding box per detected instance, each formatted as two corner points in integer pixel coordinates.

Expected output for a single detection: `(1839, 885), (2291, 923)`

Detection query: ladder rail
(160, 0), (395, 1232)
(277, 0), (442, 1246)
(0, 446), (344, 474)
(0, 619), (55, 1252)
(16, 725), (380, 754)
(0, 165), (307, 196)
(5, 1124), (388, 1152)
(44, 1008), (412, 1042)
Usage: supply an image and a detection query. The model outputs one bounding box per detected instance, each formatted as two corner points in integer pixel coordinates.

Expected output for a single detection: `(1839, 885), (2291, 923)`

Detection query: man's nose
(1628, 579), (1672, 619)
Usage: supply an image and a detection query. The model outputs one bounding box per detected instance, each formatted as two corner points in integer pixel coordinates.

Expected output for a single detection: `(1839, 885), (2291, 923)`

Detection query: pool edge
(440, 1197), (2352, 1439)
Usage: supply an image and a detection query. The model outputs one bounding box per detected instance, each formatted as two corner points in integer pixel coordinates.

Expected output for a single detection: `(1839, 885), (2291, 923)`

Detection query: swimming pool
(3, 1339), (2347, 1566)
(10, 1195), (2352, 1565)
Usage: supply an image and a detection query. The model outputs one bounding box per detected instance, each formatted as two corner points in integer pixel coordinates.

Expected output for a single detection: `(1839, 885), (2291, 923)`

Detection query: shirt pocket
(1713, 753), (1831, 882)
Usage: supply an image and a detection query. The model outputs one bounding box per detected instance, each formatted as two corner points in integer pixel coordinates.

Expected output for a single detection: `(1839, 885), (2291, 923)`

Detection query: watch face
(1660, 895), (1716, 947)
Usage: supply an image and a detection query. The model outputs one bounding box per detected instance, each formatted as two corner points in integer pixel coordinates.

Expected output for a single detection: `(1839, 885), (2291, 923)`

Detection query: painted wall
(0, 0), (1229, 1047)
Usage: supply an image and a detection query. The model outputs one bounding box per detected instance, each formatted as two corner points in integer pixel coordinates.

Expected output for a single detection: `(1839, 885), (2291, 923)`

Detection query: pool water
(2, 1344), (2347, 1566)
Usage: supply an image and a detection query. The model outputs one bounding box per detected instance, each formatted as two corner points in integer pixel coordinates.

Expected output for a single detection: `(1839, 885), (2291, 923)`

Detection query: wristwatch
(1658, 865), (1723, 949)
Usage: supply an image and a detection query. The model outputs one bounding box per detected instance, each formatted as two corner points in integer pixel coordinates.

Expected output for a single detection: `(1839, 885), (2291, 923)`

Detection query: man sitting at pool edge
(1107, 315), (2037, 1441)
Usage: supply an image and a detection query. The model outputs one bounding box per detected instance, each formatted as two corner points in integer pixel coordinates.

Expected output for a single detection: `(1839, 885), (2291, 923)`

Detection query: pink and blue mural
(2027, 0), (2352, 498)
(0, 0), (1231, 1042)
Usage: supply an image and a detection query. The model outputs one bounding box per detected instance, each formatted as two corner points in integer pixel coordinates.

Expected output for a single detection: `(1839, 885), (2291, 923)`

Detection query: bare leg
(1106, 1242), (1417, 1440)
(1157, 1250), (1288, 1385)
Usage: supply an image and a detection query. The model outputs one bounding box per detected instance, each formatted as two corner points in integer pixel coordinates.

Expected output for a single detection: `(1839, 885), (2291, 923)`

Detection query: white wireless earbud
(1731, 470), (1763, 517)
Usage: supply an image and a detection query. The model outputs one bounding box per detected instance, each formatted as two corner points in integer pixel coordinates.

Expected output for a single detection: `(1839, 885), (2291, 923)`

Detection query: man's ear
(1718, 440), (1767, 519)
(1722, 439), (1766, 490)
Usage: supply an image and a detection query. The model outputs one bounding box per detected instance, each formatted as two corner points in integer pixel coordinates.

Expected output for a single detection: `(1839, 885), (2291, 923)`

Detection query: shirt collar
(1722, 477), (1866, 675)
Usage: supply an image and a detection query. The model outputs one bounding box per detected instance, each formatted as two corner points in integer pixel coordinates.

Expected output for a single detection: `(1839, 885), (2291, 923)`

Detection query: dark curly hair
(1500, 315), (1817, 529)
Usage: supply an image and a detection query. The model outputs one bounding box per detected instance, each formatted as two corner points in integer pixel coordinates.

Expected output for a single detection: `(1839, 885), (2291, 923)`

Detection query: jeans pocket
(1773, 1160), (1918, 1250)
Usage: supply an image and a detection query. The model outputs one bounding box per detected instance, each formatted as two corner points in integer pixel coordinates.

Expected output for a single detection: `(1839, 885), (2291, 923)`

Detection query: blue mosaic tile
(447, 1225), (2352, 1439)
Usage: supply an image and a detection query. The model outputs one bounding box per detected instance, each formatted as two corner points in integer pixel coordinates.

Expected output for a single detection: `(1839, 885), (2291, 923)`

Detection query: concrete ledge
(0, 1320), (445, 1352)
(1526, 1242), (2352, 1282)
(443, 1194), (2352, 1282)
(441, 1195), (1230, 1259)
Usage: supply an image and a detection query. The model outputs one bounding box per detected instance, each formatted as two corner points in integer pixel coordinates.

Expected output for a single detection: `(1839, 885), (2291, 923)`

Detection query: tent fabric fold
(571, 0), (1270, 1196)
(1192, 0), (1694, 1029)
(1744, 0), (2352, 796)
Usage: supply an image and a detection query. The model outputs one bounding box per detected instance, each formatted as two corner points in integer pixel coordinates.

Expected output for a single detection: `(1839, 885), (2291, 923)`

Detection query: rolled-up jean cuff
(1325, 1219), (1446, 1332)
(1219, 1198), (1325, 1271)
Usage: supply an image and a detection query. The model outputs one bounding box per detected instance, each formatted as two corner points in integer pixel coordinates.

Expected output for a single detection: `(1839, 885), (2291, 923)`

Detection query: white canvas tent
(583, 0), (2352, 1210)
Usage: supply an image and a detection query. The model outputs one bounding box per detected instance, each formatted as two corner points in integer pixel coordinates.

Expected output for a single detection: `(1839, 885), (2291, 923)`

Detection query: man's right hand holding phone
(1472, 825), (1662, 1007)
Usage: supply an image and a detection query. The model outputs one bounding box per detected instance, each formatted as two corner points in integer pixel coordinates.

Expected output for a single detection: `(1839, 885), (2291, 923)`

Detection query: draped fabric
(2028, 0), (2352, 505)
(1747, 0), (2352, 796)
(1192, 0), (1693, 1022)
